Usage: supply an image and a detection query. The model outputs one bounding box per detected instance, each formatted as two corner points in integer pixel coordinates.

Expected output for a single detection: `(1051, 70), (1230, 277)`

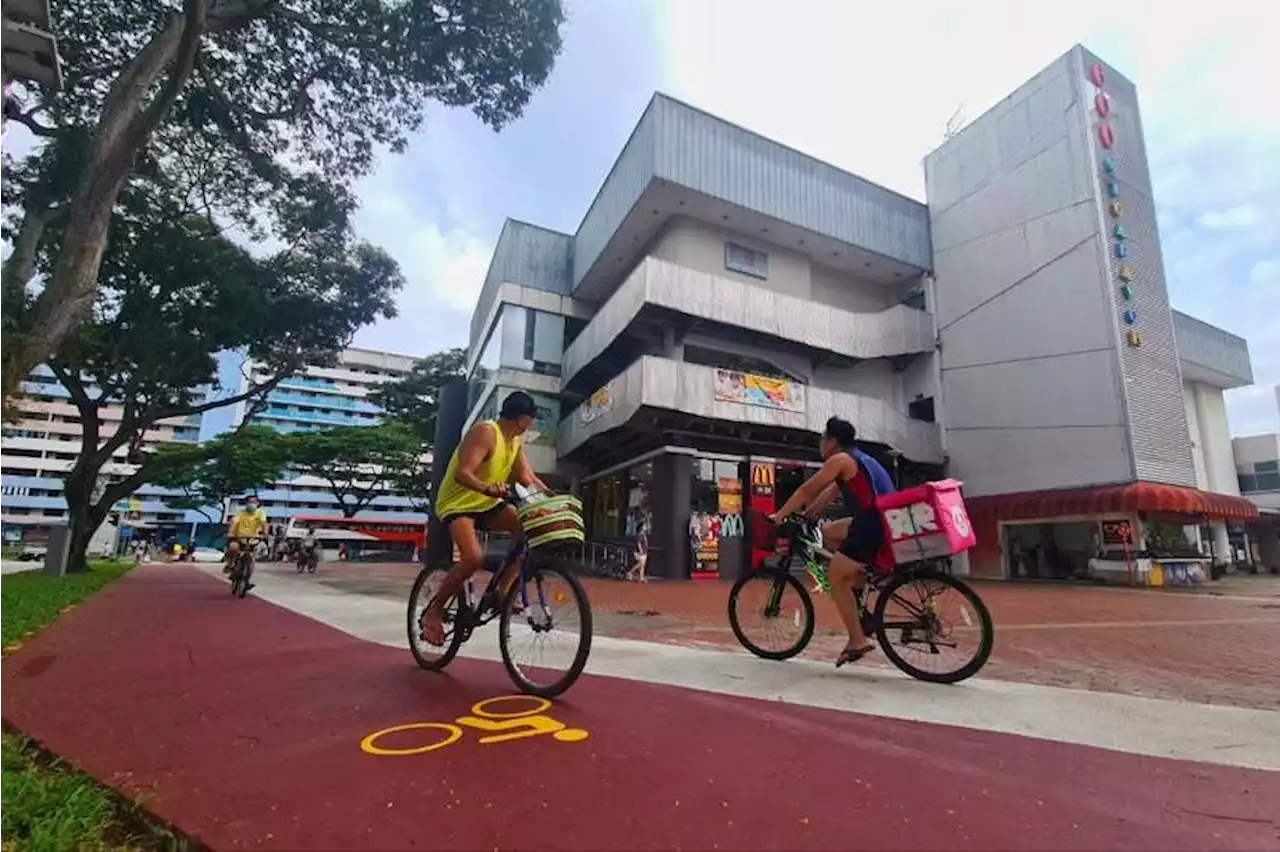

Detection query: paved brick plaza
(263, 560), (1280, 710)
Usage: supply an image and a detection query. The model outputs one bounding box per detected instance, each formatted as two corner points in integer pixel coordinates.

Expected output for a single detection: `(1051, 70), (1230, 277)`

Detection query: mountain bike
(407, 493), (593, 698)
(727, 515), (994, 683)
(228, 537), (260, 599)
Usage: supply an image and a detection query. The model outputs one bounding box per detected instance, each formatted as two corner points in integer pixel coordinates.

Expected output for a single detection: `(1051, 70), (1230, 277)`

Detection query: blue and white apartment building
(450, 44), (1268, 584)
(231, 346), (424, 524)
(1, 346), (424, 547)
(1, 366), (205, 544)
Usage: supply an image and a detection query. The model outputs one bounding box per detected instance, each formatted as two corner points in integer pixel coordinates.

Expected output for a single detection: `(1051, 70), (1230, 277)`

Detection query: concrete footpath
(3, 566), (1277, 851)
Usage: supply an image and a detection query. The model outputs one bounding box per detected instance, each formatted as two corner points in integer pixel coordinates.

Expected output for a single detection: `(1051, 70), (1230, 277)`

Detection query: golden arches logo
(360, 695), (589, 757)
(751, 464), (775, 489)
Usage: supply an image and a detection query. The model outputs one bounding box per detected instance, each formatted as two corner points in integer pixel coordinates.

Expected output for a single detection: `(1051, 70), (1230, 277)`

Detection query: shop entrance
(1003, 521), (1098, 581)
(746, 457), (824, 572)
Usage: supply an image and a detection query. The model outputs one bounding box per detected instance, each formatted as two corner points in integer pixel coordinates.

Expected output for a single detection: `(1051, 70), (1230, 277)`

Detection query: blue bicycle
(407, 494), (593, 698)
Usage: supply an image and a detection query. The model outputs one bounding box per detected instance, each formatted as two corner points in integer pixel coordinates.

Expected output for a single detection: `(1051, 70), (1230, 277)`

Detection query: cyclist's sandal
(835, 644), (877, 668)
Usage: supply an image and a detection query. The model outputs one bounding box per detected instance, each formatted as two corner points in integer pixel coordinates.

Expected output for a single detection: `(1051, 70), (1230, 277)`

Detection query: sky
(349, 0), (1279, 436)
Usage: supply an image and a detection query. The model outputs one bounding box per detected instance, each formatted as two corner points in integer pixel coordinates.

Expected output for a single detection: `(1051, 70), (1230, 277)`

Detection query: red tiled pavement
(4, 567), (1277, 851)
(308, 562), (1280, 710)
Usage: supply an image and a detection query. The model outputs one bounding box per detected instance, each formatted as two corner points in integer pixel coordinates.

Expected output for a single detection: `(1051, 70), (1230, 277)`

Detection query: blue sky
(350, 0), (1279, 436)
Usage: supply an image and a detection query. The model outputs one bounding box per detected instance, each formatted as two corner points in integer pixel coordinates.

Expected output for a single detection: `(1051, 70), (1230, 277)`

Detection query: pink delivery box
(874, 479), (977, 565)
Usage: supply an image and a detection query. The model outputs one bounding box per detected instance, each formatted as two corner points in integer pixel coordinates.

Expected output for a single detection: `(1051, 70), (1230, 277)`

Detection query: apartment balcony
(558, 355), (942, 464)
(561, 257), (934, 391)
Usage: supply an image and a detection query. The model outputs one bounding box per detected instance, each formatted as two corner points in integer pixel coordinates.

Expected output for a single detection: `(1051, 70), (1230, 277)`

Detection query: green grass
(2, 559), (131, 648)
(1, 733), (135, 852)
(2, 559), (189, 851)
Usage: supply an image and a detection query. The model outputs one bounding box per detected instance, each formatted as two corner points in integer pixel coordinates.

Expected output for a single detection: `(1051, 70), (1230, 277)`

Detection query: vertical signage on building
(1090, 61), (1140, 348)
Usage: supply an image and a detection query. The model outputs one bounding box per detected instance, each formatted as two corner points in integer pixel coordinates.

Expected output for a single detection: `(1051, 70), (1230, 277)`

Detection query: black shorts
(439, 505), (507, 531)
(837, 512), (885, 565)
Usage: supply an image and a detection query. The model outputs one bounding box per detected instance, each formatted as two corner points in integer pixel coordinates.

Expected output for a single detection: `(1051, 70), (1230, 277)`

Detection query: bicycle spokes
(880, 579), (977, 666)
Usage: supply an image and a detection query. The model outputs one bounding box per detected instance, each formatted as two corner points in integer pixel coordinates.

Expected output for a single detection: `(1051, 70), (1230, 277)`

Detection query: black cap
(499, 390), (537, 420)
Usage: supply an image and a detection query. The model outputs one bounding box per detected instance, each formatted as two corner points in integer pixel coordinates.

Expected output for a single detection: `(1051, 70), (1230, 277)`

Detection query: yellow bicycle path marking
(360, 695), (589, 756)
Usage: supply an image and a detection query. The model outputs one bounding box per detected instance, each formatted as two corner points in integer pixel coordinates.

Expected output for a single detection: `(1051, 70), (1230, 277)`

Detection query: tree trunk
(1, 4), (208, 402)
(63, 472), (99, 573)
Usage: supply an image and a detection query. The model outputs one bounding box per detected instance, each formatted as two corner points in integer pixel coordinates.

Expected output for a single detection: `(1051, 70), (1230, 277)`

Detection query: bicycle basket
(516, 493), (585, 552)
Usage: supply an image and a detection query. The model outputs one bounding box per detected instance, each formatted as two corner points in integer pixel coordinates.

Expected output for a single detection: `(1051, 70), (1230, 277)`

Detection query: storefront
(580, 449), (747, 580)
(965, 483), (1259, 586)
(579, 447), (876, 580)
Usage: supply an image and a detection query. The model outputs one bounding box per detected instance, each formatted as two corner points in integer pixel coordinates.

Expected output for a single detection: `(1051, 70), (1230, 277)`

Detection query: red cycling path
(3, 567), (1276, 851)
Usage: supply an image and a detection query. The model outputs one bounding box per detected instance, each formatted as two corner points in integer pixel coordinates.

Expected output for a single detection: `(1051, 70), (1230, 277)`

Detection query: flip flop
(835, 644), (877, 668)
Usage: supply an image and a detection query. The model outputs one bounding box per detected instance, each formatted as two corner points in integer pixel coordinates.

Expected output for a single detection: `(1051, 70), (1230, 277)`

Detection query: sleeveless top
(433, 421), (521, 518)
(834, 449), (896, 515)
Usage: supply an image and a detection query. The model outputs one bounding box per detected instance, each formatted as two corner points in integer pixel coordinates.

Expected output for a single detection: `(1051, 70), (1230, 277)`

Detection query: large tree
(152, 426), (293, 524)
(284, 422), (423, 518)
(367, 347), (467, 510)
(38, 174), (401, 572)
(1, 0), (566, 400)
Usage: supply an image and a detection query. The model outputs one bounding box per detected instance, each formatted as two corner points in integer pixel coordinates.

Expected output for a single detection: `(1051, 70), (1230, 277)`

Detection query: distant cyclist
(769, 417), (896, 667)
(224, 496), (268, 588)
(419, 391), (549, 646)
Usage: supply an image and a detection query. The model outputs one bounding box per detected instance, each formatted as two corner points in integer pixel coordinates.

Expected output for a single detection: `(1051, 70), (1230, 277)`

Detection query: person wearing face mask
(224, 495), (269, 587)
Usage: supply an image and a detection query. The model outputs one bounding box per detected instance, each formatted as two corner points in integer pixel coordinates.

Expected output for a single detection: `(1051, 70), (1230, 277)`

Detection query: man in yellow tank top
(421, 391), (548, 646)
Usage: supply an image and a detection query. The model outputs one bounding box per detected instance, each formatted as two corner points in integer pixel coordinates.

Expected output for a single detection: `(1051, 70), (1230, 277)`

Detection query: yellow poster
(714, 369), (804, 412)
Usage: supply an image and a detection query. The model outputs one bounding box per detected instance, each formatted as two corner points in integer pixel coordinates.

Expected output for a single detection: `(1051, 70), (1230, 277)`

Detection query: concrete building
(233, 346), (426, 523)
(449, 44), (1258, 584)
(1234, 432), (1280, 570)
(1, 365), (204, 544)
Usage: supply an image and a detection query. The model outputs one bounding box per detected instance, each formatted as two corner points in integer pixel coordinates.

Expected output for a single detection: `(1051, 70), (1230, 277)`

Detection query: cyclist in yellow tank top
(421, 391), (548, 646)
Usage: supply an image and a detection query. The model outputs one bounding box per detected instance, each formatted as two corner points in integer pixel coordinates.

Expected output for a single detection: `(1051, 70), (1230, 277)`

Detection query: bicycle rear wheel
(872, 567), (993, 684)
(727, 569), (814, 660)
(499, 557), (592, 698)
(407, 566), (465, 671)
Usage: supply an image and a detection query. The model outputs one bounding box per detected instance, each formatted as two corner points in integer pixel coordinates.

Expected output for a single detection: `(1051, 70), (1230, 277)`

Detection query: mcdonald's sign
(750, 463), (775, 495)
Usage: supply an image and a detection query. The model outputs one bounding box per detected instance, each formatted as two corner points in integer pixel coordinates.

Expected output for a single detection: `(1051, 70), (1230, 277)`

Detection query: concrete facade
(448, 46), (1262, 584)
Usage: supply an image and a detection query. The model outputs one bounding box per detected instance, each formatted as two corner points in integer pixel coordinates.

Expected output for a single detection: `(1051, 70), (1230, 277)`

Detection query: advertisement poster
(714, 369), (805, 413)
(717, 477), (743, 515)
(579, 385), (613, 425)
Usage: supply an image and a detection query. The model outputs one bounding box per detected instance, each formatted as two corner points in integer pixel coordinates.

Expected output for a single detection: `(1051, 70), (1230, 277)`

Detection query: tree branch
(3, 105), (58, 138)
(2, 206), (54, 296)
(154, 369), (288, 421)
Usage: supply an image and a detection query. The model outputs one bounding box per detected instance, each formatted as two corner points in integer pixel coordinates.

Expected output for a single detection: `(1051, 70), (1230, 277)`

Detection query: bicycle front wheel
(872, 567), (994, 684)
(407, 566), (465, 671)
(727, 569), (815, 660)
(499, 557), (593, 698)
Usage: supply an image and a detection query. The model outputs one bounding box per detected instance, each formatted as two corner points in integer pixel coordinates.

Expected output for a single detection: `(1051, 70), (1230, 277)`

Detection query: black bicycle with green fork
(727, 514), (994, 683)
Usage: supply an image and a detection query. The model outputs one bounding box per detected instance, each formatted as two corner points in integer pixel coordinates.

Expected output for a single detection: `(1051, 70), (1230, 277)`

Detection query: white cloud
(1198, 206), (1259, 231)
(349, 148), (495, 356)
(1251, 259), (1279, 288)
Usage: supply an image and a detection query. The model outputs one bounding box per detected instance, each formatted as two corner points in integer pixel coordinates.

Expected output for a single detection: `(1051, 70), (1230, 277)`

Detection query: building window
(725, 242), (769, 279)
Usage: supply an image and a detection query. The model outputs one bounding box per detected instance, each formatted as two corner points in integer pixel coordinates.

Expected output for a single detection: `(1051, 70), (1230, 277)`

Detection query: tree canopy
(1, 0), (566, 399)
(368, 346), (467, 447)
(152, 426), (292, 522)
(38, 170), (401, 571)
(284, 422), (424, 518)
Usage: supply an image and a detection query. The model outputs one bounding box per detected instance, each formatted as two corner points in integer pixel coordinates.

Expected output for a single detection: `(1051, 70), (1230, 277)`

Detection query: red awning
(967, 481), (1259, 522)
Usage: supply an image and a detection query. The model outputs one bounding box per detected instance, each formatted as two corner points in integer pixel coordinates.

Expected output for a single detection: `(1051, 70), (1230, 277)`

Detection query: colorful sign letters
(1091, 62), (1140, 347)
